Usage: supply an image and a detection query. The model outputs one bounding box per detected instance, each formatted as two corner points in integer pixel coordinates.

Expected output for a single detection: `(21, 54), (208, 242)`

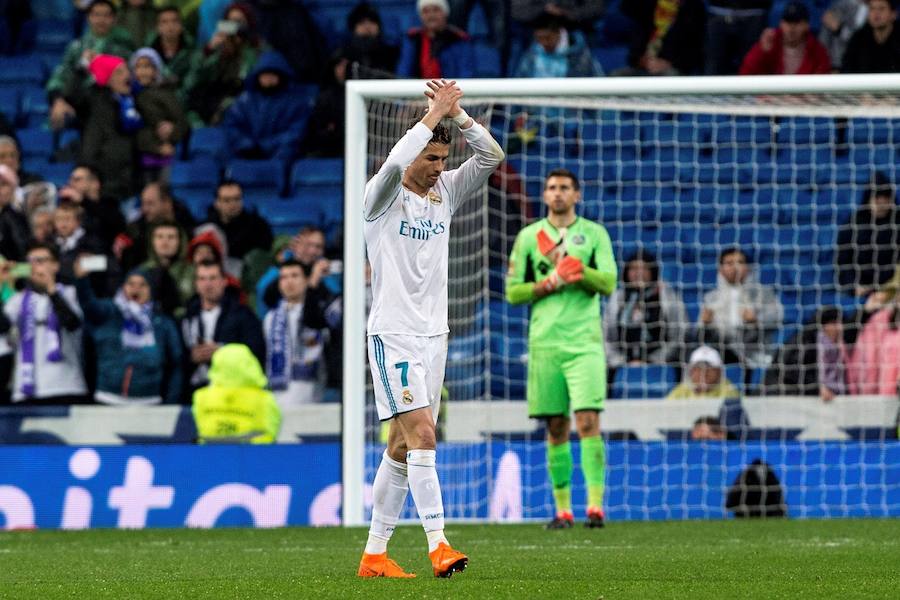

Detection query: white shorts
(367, 333), (447, 422)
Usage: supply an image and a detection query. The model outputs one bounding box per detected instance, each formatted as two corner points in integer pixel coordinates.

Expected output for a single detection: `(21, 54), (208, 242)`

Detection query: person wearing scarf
(75, 265), (183, 405)
(263, 260), (329, 408)
(3, 243), (87, 404)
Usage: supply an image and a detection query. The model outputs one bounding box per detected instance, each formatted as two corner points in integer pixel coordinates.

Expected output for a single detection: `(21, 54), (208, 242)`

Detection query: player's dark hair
(88, 0), (116, 14)
(545, 168), (580, 191)
(531, 11), (566, 31)
(27, 240), (60, 262)
(817, 306), (842, 326)
(624, 249), (659, 283)
(719, 246), (748, 265)
(407, 117), (452, 145)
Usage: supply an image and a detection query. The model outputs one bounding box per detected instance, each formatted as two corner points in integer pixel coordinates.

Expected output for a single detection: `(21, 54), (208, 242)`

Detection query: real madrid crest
(402, 389), (414, 404)
(427, 190), (442, 205)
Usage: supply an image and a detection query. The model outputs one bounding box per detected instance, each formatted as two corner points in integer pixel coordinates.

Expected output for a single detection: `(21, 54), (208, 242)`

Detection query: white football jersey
(364, 121), (504, 336)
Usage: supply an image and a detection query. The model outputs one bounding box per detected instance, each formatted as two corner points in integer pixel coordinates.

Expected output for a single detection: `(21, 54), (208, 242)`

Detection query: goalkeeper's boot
(585, 506), (606, 529)
(357, 552), (416, 578)
(545, 510), (575, 530)
(429, 543), (468, 578)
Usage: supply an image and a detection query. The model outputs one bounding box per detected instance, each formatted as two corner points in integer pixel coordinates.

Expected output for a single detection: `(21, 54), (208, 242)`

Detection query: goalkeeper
(506, 168), (617, 529)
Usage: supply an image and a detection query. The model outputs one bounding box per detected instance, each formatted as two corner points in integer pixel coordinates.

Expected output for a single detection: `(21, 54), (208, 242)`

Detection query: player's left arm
(443, 102), (505, 213)
(578, 225), (617, 296)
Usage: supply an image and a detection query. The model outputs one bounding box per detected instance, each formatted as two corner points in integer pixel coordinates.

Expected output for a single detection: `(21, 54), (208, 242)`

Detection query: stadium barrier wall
(1, 440), (898, 530)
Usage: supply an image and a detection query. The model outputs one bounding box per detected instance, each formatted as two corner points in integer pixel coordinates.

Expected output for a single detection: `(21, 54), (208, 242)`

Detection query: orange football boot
(429, 543), (468, 578)
(357, 552), (416, 578)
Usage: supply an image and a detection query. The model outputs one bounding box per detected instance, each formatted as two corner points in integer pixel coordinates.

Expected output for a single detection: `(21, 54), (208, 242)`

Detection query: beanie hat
(129, 47), (164, 83)
(417, 0), (449, 14)
(88, 54), (126, 87)
(0, 164), (18, 187)
(125, 267), (154, 299)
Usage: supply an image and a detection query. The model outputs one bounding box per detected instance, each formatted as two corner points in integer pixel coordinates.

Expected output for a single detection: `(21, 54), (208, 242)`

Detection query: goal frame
(342, 74), (900, 526)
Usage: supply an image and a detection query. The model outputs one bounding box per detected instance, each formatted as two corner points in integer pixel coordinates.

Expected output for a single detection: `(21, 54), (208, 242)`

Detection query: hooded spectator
(131, 47), (190, 183)
(341, 2), (399, 76)
(75, 265), (183, 405)
(221, 50), (309, 170)
(252, 0), (329, 83)
(80, 53), (141, 200)
(397, 0), (476, 78)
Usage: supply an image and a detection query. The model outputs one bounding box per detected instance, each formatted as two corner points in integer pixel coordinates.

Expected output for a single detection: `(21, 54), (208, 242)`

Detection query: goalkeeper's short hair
(545, 167), (580, 191)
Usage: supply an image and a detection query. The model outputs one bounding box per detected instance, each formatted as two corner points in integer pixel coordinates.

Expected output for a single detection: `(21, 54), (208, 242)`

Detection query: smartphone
(79, 255), (108, 273)
(328, 260), (344, 275)
(215, 19), (239, 36)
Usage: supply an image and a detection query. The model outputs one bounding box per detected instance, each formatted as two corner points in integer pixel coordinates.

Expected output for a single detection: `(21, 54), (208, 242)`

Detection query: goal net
(342, 76), (900, 526)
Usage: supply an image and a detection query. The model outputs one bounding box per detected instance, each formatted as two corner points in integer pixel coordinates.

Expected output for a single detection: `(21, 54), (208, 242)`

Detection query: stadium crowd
(0, 0), (898, 409)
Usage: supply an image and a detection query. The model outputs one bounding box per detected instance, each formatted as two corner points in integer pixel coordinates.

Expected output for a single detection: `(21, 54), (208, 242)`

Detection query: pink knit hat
(88, 54), (127, 87)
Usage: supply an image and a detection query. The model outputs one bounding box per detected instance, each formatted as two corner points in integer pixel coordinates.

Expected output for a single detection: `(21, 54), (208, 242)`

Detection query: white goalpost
(343, 75), (900, 527)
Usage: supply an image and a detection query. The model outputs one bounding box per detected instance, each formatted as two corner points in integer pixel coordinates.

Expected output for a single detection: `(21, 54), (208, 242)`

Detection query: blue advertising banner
(2, 441), (898, 530)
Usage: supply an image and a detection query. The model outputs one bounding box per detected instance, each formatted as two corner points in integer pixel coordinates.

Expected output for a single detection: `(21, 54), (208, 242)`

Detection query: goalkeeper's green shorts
(526, 345), (606, 418)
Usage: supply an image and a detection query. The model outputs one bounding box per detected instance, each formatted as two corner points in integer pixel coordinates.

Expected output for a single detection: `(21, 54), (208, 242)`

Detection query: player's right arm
(363, 123), (435, 221)
(506, 229), (534, 305)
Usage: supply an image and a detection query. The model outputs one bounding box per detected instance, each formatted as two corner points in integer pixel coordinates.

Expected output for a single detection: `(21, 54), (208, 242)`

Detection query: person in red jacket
(739, 1), (831, 75)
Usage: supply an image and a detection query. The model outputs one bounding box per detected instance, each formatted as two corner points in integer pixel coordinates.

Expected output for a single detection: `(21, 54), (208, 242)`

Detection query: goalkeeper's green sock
(547, 441), (573, 514)
(580, 435), (606, 509)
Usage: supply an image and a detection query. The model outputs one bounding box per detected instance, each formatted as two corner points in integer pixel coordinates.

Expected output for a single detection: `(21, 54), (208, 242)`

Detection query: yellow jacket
(192, 344), (282, 444)
(666, 380), (740, 400)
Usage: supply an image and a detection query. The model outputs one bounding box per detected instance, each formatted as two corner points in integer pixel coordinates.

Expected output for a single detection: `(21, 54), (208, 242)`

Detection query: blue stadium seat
(0, 89), (19, 124)
(188, 127), (226, 162)
(290, 158), (343, 188)
(591, 45), (629, 73)
(775, 117), (835, 145)
(33, 161), (73, 188)
(0, 55), (46, 86)
(472, 41), (501, 78)
(19, 86), (48, 128)
(174, 189), (213, 221)
(170, 157), (219, 189)
(35, 18), (74, 53)
(611, 365), (676, 400)
(724, 365), (745, 394)
(256, 197), (323, 235)
(848, 118), (898, 144)
(16, 128), (53, 160)
(226, 158), (282, 191)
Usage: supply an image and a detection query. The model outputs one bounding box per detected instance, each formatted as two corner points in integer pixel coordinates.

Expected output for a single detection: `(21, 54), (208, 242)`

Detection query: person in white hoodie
(698, 246), (783, 368)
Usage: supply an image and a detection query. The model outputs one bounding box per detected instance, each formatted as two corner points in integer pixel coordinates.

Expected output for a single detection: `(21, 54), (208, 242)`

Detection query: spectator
(47, 0), (134, 131)
(58, 163), (126, 250)
(705, 0), (773, 74)
(301, 51), (350, 158)
(192, 343), (281, 443)
(698, 247), (783, 367)
(183, 2), (262, 125)
(131, 47), (189, 184)
(53, 201), (107, 286)
(121, 181), (195, 271)
(835, 171), (900, 295)
(341, 2), (399, 76)
(221, 50), (308, 173)
(81, 54), (141, 200)
(761, 315), (820, 396)
(148, 5), (196, 89)
(691, 415), (727, 441)
(203, 180), (273, 262)
(186, 224), (243, 284)
(666, 345), (741, 399)
(4, 242), (87, 405)
(75, 264), (182, 405)
(514, 11), (602, 77)
(739, 2), (831, 75)
(119, 0), (156, 48)
(0, 165), (30, 262)
(181, 260), (265, 389)
(617, 0), (707, 76)
(260, 226), (334, 315)
(511, 0), (605, 30)
(197, 0), (232, 46)
(141, 220), (192, 317)
(848, 297), (900, 394)
(263, 260), (330, 408)
(0, 0), (34, 55)
(252, 0), (328, 83)
(817, 306), (849, 401)
(603, 250), (688, 370)
(397, 0), (476, 79)
(0, 136), (42, 186)
(29, 207), (54, 244)
(843, 0), (900, 72)
(820, 0), (868, 70)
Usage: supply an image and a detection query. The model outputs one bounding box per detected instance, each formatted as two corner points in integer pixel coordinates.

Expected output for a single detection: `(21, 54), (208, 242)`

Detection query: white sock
(364, 451), (408, 555)
(406, 449), (447, 552)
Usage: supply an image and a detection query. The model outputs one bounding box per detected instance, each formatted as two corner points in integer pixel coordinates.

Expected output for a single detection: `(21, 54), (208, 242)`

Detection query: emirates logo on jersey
(427, 190), (442, 205)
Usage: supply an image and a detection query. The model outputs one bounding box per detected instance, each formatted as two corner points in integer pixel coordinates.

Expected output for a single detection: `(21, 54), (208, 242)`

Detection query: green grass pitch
(1, 519), (898, 599)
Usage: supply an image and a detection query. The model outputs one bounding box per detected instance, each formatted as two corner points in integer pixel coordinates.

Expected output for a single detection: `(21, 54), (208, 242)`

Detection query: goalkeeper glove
(537, 256), (584, 294)
(536, 228), (567, 265)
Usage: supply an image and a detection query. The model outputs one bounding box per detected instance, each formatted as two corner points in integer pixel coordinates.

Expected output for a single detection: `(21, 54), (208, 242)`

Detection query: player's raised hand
(424, 79), (463, 118)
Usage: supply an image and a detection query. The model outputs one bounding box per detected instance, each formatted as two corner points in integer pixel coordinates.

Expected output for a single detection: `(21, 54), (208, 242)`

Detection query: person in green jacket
(119, 0), (158, 48)
(192, 343), (282, 444)
(147, 5), (197, 91)
(48, 0), (135, 130)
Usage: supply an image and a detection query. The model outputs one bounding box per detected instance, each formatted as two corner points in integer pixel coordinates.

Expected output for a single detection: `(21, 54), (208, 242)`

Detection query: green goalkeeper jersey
(506, 217), (617, 351)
